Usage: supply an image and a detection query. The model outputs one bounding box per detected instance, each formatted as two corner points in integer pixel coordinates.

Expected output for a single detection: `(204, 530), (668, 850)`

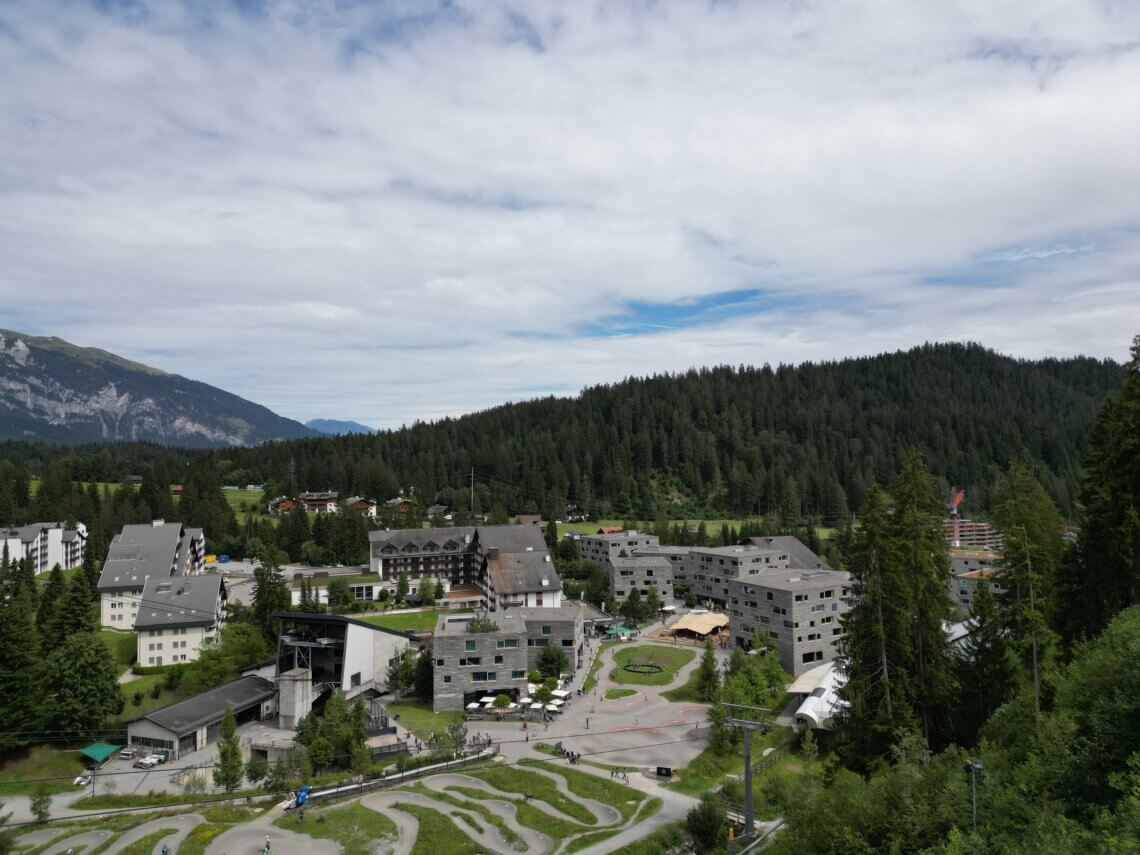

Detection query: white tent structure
(792, 662), (847, 730)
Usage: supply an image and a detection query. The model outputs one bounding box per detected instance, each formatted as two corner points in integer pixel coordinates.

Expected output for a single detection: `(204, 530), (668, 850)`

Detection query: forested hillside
(214, 343), (1122, 521)
(0, 343), (1123, 523)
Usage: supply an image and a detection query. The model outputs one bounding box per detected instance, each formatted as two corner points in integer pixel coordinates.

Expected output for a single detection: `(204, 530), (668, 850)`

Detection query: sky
(2, 0), (1139, 430)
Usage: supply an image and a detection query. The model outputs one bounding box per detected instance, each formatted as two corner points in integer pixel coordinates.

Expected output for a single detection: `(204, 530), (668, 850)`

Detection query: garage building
(126, 675), (277, 759)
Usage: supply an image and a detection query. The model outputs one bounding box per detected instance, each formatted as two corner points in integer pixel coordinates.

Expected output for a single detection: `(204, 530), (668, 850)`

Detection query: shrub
(132, 691), (144, 706)
(687, 792), (726, 854)
(150, 682), (162, 699)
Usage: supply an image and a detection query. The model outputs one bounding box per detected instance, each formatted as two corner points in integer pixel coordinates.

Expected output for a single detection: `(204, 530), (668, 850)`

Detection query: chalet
(516, 514), (543, 526)
(346, 496), (378, 518)
(299, 491), (339, 514)
(426, 504), (454, 520)
(267, 496), (296, 515)
(384, 497), (414, 514)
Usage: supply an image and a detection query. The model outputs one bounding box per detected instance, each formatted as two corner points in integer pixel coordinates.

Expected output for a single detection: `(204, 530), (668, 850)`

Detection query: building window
(534, 638), (548, 647)
(562, 639), (573, 647)
(465, 640), (476, 651)
(802, 651), (824, 664)
(351, 672), (361, 687)
(542, 626), (551, 635)
(443, 676), (451, 684)
(436, 659), (444, 667)
(472, 672), (488, 682)
(512, 670), (525, 679)
(494, 655), (503, 664)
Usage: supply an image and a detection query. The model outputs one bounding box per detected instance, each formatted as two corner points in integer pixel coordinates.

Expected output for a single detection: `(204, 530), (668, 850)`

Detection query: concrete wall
(609, 557), (673, 603)
(137, 624), (216, 666)
(578, 532), (660, 569)
(101, 589), (143, 629)
(522, 614), (584, 673)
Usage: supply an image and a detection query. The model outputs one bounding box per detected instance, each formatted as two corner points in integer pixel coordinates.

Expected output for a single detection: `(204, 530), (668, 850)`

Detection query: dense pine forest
(0, 342), (1121, 526)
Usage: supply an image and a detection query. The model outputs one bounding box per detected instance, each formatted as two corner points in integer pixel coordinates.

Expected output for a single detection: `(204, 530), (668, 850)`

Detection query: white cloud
(1, 0), (1138, 429)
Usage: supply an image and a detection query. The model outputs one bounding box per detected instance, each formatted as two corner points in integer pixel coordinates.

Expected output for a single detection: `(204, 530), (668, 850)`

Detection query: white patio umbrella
(545, 704), (560, 712)
(548, 698), (564, 706)
(530, 703), (544, 710)
(551, 689), (571, 699)
(466, 702), (480, 710)
(479, 696), (496, 704)
(518, 697), (532, 705)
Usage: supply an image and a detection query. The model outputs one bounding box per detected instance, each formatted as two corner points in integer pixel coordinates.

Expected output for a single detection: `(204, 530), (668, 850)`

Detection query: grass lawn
(446, 784), (588, 844)
(358, 609), (443, 633)
(0, 745), (86, 795)
(663, 742), (745, 796)
(522, 760), (645, 822)
(274, 801), (397, 854)
(609, 820), (687, 855)
(659, 667), (701, 703)
(604, 688), (637, 700)
(391, 802), (491, 855)
(386, 700), (463, 743)
(35, 566), (82, 583)
(99, 629), (137, 671)
(117, 828), (178, 855)
(400, 783), (525, 849)
(467, 766), (596, 825)
(563, 797), (664, 855)
(582, 641), (616, 694)
(609, 645), (694, 687)
(115, 676), (193, 723)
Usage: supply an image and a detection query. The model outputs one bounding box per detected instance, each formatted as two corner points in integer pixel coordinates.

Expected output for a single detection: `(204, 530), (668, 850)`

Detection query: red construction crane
(948, 488), (965, 520)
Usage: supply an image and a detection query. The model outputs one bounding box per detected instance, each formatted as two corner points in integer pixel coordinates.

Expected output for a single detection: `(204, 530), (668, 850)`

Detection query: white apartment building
(1, 522), (87, 573)
(98, 521), (205, 629)
(135, 574), (227, 666)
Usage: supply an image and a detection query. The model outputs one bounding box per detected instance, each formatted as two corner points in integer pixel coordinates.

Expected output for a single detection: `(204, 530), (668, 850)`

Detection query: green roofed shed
(79, 743), (120, 764)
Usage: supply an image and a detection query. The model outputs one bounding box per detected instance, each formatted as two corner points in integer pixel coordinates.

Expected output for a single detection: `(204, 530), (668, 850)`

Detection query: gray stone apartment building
(432, 613), (530, 712)
(948, 549), (1004, 616)
(578, 530), (660, 569)
(516, 605), (585, 672)
(673, 544), (791, 606)
(608, 555), (673, 603)
(727, 566), (851, 676)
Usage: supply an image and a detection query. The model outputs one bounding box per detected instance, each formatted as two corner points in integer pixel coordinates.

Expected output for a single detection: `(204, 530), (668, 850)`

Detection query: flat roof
(274, 611), (419, 641)
(141, 676), (275, 735)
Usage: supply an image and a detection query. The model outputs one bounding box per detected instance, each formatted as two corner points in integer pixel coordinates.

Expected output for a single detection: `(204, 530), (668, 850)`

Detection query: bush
(245, 755), (268, 784)
(150, 682), (162, 699)
(760, 773), (792, 814)
(686, 792), (726, 854)
(164, 668), (183, 690)
(132, 691), (144, 706)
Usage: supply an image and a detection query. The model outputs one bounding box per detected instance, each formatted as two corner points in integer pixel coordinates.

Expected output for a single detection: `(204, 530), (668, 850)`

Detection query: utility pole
(470, 468), (475, 515)
(722, 702), (772, 851)
(964, 759), (984, 831)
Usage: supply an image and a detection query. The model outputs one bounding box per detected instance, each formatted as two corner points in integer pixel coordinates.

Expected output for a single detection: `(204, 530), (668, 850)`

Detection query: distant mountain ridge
(306, 418), (376, 436)
(0, 330), (317, 447)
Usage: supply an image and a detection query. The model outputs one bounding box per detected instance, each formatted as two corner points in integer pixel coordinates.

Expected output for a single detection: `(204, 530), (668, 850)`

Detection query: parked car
(119, 747), (137, 760)
(74, 770), (93, 787)
(147, 753), (167, 764)
(134, 757), (159, 770)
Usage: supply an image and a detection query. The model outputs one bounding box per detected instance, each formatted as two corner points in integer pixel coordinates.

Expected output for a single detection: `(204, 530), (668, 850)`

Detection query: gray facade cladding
(727, 568), (851, 677)
(432, 614), (529, 712)
(674, 545), (790, 606)
(516, 606), (585, 673)
(578, 531), (660, 569)
(608, 555), (673, 603)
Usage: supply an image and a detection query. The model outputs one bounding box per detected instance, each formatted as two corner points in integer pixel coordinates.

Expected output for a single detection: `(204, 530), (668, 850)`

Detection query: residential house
(346, 497), (378, 518)
(300, 491), (339, 514)
(267, 496), (296, 515)
(384, 497), (414, 514)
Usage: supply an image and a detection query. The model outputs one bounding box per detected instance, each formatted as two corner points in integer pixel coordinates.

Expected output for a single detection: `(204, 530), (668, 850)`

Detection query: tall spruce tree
(213, 705), (244, 793)
(1058, 336), (1140, 644)
(251, 564), (290, 644)
(889, 452), (957, 749)
(37, 564), (67, 651)
(836, 484), (915, 768)
(0, 585), (44, 750)
(54, 570), (96, 638)
(954, 579), (1018, 746)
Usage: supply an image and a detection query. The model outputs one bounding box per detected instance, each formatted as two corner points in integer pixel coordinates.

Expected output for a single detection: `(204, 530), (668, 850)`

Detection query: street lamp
(963, 759), (984, 831)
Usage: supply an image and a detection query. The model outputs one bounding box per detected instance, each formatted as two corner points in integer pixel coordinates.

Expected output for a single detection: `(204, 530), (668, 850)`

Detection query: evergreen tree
(36, 564), (66, 649)
(43, 632), (120, 732)
(54, 570), (96, 638)
(0, 586), (44, 750)
(889, 452), (957, 749)
(251, 564), (290, 644)
(395, 572), (409, 605)
(836, 484), (913, 769)
(954, 580), (1018, 746)
(695, 638), (721, 702)
(213, 705), (244, 793)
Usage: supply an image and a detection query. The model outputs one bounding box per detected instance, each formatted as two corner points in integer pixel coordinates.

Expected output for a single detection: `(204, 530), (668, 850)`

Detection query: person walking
(265, 835), (272, 852)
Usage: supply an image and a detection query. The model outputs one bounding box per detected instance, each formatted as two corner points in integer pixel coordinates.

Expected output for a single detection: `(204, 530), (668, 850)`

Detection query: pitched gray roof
(98, 522), (203, 592)
(142, 676), (275, 735)
(134, 574), (225, 630)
